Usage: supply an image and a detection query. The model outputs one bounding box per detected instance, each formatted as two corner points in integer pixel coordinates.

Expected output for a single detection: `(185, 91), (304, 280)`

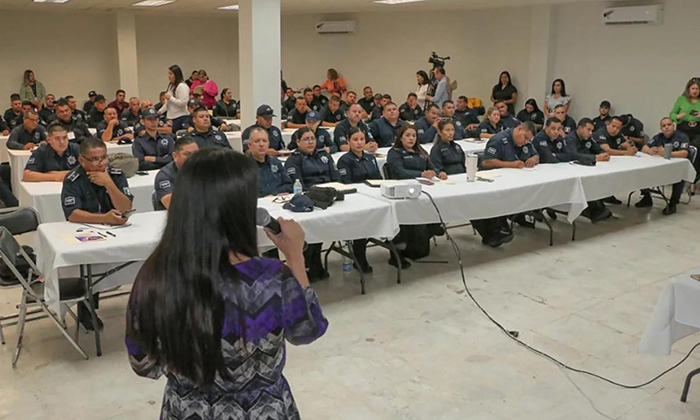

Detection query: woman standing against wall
(161, 65), (191, 132)
(544, 79), (571, 118)
(415, 71), (431, 110)
(19, 70), (46, 110)
(491, 71), (518, 116)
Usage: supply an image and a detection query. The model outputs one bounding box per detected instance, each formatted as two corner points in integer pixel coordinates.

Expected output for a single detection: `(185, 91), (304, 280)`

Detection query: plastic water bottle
(293, 179), (303, 196)
(342, 242), (353, 273)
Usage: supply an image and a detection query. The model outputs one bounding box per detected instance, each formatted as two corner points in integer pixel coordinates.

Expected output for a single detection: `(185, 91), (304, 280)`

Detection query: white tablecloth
(639, 270), (700, 355)
(19, 170), (158, 223)
(8, 143), (134, 191)
(0, 135), (8, 163)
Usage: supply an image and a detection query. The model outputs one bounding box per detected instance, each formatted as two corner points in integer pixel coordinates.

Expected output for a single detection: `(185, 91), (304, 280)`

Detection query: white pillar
(116, 11), (140, 98)
(238, 0), (281, 128)
(526, 5), (558, 106)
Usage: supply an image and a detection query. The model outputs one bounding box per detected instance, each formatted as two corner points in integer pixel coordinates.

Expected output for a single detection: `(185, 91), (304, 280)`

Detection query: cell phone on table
(121, 209), (136, 220)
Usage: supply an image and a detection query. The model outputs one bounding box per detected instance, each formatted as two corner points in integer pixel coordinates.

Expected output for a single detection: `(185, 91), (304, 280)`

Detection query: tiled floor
(1, 193), (699, 419)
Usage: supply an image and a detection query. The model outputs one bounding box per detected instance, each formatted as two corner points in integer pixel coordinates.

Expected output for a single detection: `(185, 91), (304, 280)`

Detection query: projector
(381, 182), (422, 199)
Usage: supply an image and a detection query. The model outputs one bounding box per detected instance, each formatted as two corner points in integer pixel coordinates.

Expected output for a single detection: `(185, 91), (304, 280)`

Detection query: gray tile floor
(1, 194), (699, 419)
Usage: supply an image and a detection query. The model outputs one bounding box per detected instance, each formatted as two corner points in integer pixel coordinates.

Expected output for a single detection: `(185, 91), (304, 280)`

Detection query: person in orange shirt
(320, 68), (347, 97)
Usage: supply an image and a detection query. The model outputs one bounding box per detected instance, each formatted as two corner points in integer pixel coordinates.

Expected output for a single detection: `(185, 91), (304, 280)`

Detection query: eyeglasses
(300, 138), (316, 143)
(81, 155), (109, 164)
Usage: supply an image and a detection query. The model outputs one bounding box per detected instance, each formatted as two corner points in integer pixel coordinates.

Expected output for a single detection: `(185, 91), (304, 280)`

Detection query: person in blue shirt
(189, 107), (232, 149)
(132, 107), (175, 170)
(430, 119), (465, 176)
(552, 104), (577, 136)
(426, 66), (448, 108)
(531, 117), (576, 163)
(399, 93), (423, 122)
(153, 136), (199, 210)
(23, 122), (80, 182)
(333, 103), (376, 152)
(441, 100), (467, 140)
(414, 103), (441, 144)
(289, 111), (337, 154)
(7, 109), (47, 150)
(248, 127), (292, 198)
(336, 127), (382, 273)
(369, 102), (406, 147)
(241, 104), (285, 154)
(496, 100), (521, 130)
(478, 107), (504, 139)
(636, 117), (690, 215)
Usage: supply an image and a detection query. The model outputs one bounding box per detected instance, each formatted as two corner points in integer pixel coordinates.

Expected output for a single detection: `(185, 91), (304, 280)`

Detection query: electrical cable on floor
(421, 189), (699, 389)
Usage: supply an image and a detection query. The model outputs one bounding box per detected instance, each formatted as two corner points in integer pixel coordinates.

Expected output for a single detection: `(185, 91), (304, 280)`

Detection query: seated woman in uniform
(478, 107), (503, 139)
(516, 98), (545, 131)
(284, 127), (339, 281)
(336, 127), (381, 273)
(430, 120), (465, 178)
(386, 125), (441, 268)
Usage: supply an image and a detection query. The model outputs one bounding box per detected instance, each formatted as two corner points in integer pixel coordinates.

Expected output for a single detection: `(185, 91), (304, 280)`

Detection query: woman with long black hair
(126, 148), (328, 420)
(213, 88), (239, 118)
(160, 65), (191, 132)
(415, 70), (431, 109)
(491, 71), (518, 115)
(544, 78), (571, 117)
(516, 98), (545, 131)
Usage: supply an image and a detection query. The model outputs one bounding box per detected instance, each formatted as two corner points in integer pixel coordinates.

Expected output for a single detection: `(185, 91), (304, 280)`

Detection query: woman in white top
(160, 65), (190, 131)
(544, 78), (571, 118)
(415, 70), (430, 110)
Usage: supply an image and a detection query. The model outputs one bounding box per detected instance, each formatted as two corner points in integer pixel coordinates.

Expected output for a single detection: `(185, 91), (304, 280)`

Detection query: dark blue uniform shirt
(7, 125), (47, 150)
(337, 151), (381, 183)
(369, 118), (406, 147)
(132, 132), (175, 170)
(594, 127), (628, 150)
(414, 117), (438, 144)
(532, 130), (575, 163)
(430, 139), (466, 175)
(257, 156), (293, 197)
(399, 103), (423, 122)
(25, 143), (80, 173)
(478, 120), (504, 136)
(333, 119), (374, 149)
(483, 129), (537, 162)
(386, 147), (434, 179)
(191, 129), (232, 149)
(154, 161), (178, 205)
(289, 128), (337, 153)
(61, 166), (133, 219)
(284, 149), (339, 190)
(241, 124), (284, 151)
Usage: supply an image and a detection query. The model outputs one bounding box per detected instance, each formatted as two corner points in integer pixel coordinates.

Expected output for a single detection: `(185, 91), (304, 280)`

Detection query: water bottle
(342, 242), (353, 273)
(293, 179), (303, 196)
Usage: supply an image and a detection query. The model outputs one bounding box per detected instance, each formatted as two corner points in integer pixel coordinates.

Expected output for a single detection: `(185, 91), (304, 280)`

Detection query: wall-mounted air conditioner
(315, 21), (357, 34)
(602, 5), (664, 25)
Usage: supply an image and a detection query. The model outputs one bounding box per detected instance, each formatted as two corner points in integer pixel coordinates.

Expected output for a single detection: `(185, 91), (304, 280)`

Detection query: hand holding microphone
(257, 208), (307, 257)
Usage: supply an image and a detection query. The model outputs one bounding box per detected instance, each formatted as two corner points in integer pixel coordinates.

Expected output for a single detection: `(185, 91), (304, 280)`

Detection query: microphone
(256, 207), (282, 234)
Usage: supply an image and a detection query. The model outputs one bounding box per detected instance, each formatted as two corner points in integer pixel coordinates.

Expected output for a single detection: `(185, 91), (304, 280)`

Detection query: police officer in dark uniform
(592, 100), (612, 132)
(212, 88), (238, 118)
(531, 117), (576, 163)
(7, 110), (47, 150)
(83, 91), (97, 113)
(620, 113), (648, 147)
(61, 136), (134, 330)
(415, 104), (440, 144)
(132, 108), (175, 171)
(552, 104), (577, 136)
(370, 94), (391, 122)
(594, 115), (637, 156)
(369, 102), (406, 147)
(189, 107), (232, 149)
(496, 100), (521, 130)
(333, 103), (375, 152)
(3, 94), (23, 131)
(430, 120), (466, 176)
(454, 96), (481, 130)
(636, 117), (690, 215)
(357, 86), (375, 115)
(290, 111), (337, 153)
(312, 85), (328, 110)
(283, 88), (296, 113)
(399, 93), (423, 122)
(478, 107), (504, 139)
(440, 100), (467, 140)
(179, 100), (227, 133)
(121, 98), (142, 127)
(337, 126), (381, 273)
(247, 127), (293, 197)
(241, 104), (285, 153)
(476, 123), (538, 247)
(321, 95), (346, 127)
(97, 107), (133, 143)
(153, 136), (199, 210)
(65, 95), (88, 124)
(53, 99), (91, 144)
(287, 97), (310, 129)
(38, 94), (56, 126)
(0, 117), (8, 136)
(87, 94), (107, 129)
(23, 123), (81, 182)
(284, 126), (339, 281)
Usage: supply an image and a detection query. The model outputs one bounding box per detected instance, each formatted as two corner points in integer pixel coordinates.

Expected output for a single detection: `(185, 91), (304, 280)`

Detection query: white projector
(381, 182), (422, 199)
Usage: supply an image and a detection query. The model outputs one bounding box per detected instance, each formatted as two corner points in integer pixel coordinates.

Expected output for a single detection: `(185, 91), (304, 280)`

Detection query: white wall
(280, 9), (533, 111)
(551, 0), (699, 130)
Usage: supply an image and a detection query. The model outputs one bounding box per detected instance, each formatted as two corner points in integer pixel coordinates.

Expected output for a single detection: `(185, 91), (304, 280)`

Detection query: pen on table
(97, 232), (108, 238)
(105, 231), (116, 237)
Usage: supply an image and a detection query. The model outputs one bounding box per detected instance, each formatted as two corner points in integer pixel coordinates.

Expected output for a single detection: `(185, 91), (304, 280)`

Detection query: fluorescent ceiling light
(33, 0), (71, 3)
(372, 0), (426, 4)
(218, 4), (239, 11)
(132, 0), (174, 7)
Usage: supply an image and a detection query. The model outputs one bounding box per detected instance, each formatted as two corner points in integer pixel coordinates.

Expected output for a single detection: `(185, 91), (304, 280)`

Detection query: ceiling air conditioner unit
(602, 5), (664, 25)
(315, 21), (357, 34)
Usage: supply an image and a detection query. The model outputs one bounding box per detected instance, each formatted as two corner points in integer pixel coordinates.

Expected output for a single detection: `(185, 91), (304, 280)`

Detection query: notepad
(474, 171), (501, 180)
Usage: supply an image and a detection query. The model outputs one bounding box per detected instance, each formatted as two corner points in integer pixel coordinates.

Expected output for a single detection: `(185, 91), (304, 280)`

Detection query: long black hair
(525, 98), (541, 112)
(495, 71), (513, 90)
(551, 78), (567, 96)
(167, 65), (185, 93)
(416, 70), (430, 86)
(127, 148), (259, 386)
(220, 88), (230, 101)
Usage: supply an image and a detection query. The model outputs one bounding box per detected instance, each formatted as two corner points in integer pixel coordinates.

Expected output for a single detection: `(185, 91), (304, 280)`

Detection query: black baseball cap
(256, 105), (276, 118)
(88, 91), (96, 97)
(187, 99), (198, 108)
(94, 94), (106, 102)
(599, 100), (611, 108)
(141, 107), (158, 119)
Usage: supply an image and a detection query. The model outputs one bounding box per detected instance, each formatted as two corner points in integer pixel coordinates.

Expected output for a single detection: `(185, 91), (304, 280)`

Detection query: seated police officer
(430, 120), (465, 177)
(133, 100), (173, 137)
(65, 95), (88, 124)
(132, 107), (175, 171)
(475, 123), (538, 247)
(88, 94), (108, 129)
(7, 110), (47, 150)
(454, 95), (481, 131)
(357, 86), (375, 115)
(247, 127), (292, 198)
(154, 136), (199, 210)
(478, 107), (504, 139)
(189, 107), (231, 149)
(370, 94), (392, 122)
(592, 100), (612, 132)
(441, 100), (467, 140)
(620, 113), (648, 147)
(594, 116), (637, 157)
(53, 99), (92, 144)
(290, 111), (336, 154)
(333, 103), (376, 152)
(552, 104), (577, 136)
(321, 95), (346, 128)
(120, 97), (141, 127)
(3, 94), (24, 131)
(399, 93), (423, 122)
(496, 100), (521, 130)
(341, 91), (357, 112)
(284, 127), (339, 281)
(61, 136), (134, 330)
(97, 107), (133, 143)
(83, 90), (97, 113)
(564, 117), (612, 222)
(337, 127), (382, 274)
(283, 88), (296, 113)
(312, 85), (328, 110)
(180, 100), (227, 133)
(24, 123), (81, 182)
(241, 105), (284, 154)
(212, 88), (238, 118)
(369, 102), (405, 147)
(38, 94), (56, 125)
(287, 96), (310, 129)
(636, 117), (689, 215)
(415, 104), (441, 144)
(531, 117), (576, 163)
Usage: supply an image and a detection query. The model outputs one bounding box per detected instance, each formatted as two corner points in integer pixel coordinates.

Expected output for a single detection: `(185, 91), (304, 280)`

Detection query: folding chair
(151, 191), (166, 211)
(0, 227), (89, 366)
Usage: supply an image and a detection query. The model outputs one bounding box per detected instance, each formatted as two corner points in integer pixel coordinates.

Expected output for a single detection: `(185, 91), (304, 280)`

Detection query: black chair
(151, 191), (166, 211)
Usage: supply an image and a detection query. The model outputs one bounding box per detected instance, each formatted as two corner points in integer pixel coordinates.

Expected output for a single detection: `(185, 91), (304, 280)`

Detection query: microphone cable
(421, 189), (699, 389)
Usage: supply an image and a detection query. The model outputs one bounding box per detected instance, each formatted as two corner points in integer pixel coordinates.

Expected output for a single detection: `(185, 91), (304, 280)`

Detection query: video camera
(428, 51), (450, 68)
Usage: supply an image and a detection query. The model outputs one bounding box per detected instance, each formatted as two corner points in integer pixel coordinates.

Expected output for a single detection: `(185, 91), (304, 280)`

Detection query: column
(116, 11), (140, 97)
(526, 5), (558, 106)
(238, 0), (281, 129)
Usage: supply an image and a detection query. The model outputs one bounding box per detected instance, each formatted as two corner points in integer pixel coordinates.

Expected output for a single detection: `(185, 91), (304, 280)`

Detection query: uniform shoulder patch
(63, 196), (76, 206)
(109, 167), (123, 175)
(66, 171), (80, 182)
(159, 180), (171, 189)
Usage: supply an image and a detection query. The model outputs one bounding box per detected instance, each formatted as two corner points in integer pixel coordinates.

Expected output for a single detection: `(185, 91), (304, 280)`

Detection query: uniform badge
(287, 167), (296, 175)
(585, 141), (592, 148)
(414, 109), (419, 115)
(320, 155), (329, 164)
(523, 146), (529, 154)
(28, 157), (35, 164)
(159, 180), (171, 189)
(630, 126), (635, 132)
(271, 164), (279, 174)
(273, 131), (279, 137)
(540, 141), (548, 146)
(339, 168), (347, 176)
(215, 135), (222, 141)
(487, 146), (497, 155)
(67, 155), (77, 166)
(339, 136), (346, 143)
(673, 141), (679, 148)
(556, 142), (563, 149)
(34, 132), (40, 140)
(418, 129), (425, 134)
(64, 196), (76, 206)
(123, 187), (131, 196)
(117, 129), (124, 136)
(160, 138), (169, 146)
(616, 138), (622, 145)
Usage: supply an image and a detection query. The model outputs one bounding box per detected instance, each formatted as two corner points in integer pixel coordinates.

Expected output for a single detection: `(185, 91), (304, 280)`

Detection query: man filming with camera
(426, 67), (449, 108)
